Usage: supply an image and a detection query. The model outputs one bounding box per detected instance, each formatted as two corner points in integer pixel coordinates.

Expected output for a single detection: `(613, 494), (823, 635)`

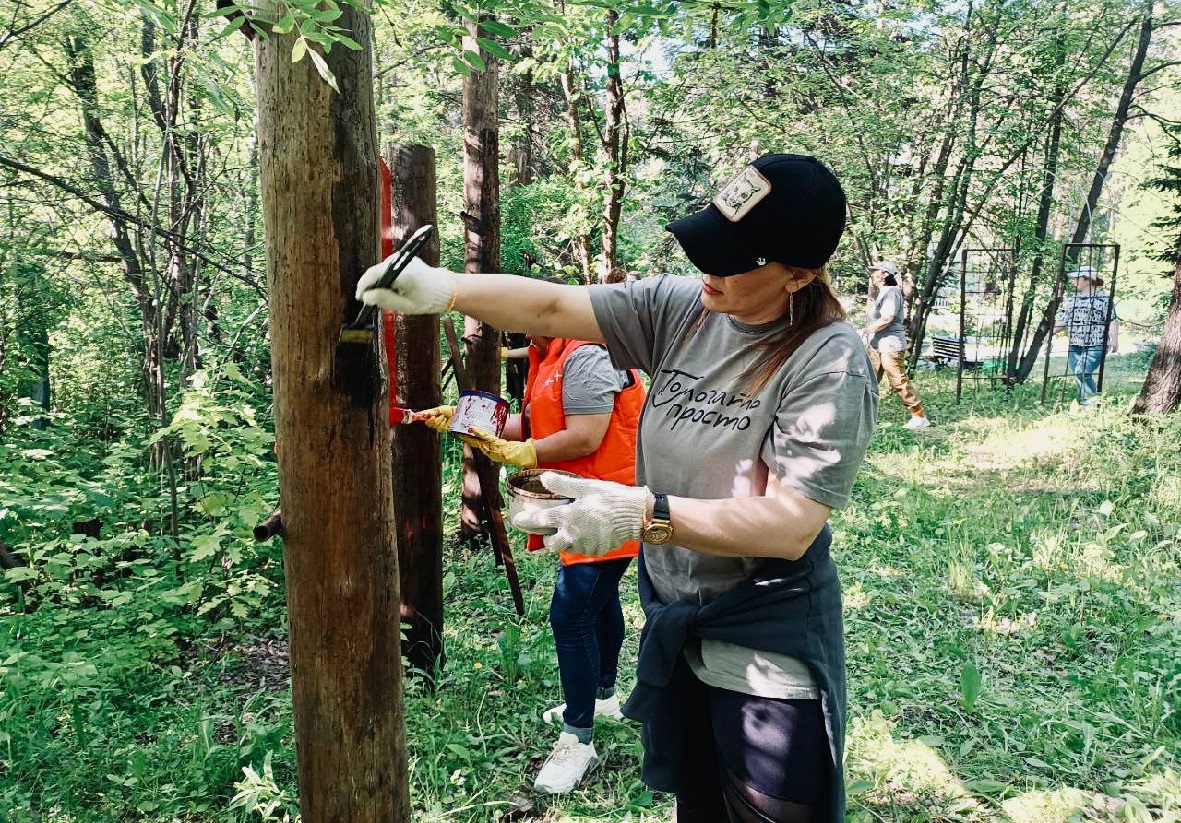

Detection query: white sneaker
(542, 694), (625, 724)
(594, 693), (624, 720)
(533, 732), (598, 794)
(903, 415), (932, 429)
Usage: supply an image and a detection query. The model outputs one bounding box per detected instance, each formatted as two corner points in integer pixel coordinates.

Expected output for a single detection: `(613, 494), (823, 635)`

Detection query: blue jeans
(550, 557), (632, 732)
(1068, 345), (1104, 402)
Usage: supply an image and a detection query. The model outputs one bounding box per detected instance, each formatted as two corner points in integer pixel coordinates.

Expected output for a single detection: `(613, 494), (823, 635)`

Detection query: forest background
(2, 0), (1180, 820)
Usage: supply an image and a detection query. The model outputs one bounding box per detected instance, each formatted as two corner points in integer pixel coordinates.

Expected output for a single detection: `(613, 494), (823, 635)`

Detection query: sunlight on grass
(972, 607), (1038, 637)
(848, 711), (987, 816)
(844, 579), (872, 610)
(1002, 786), (1114, 822)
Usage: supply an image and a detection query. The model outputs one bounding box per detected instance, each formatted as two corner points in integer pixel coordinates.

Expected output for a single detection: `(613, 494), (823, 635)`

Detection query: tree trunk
(141, 9), (204, 378)
(597, 9), (627, 282)
(1013, 1), (1153, 383)
(14, 262), (50, 428)
(1008, 30), (1066, 382)
(63, 33), (158, 414)
(557, 0), (594, 286)
(460, 18), (502, 542)
(506, 57), (536, 187)
(244, 136), (259, 282)
(386, 144), (444, 677)
(255, 6), (409, 821)
(560, 61), (594, 284)
(908, 2), (997, 363)
(1133, 239), (1181, 415)
(900, 8), (971, 318)
(1069, 4), (1152, 251)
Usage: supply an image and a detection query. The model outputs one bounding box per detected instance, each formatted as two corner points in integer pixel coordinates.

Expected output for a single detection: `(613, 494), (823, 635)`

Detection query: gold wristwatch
(642, 493), (673, 544)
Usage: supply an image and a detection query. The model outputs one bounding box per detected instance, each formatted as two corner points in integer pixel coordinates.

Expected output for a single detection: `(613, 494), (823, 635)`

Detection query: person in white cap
(357, 153), (877, 822)
(1054, 266), (1119, 405)
(863, 261), (931, 428)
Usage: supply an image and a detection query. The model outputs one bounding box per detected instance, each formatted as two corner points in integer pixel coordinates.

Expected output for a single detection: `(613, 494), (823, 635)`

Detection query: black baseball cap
(667, 154), (847, 276)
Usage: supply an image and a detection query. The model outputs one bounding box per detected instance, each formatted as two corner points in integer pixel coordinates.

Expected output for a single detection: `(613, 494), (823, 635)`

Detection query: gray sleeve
(878, 289), (903, 320)
(588, 274), (702, 374)
(759, 339), (879, 510)
(561, 346), (627, 415)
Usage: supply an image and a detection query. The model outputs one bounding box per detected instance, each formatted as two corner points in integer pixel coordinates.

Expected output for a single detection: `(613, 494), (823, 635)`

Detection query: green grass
(3, 352), (1179, 821)
(838, 356), (1181, 821)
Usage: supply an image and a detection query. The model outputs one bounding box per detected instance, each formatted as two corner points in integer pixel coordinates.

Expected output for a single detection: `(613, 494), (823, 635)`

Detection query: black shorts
(673, 660), (832, 823)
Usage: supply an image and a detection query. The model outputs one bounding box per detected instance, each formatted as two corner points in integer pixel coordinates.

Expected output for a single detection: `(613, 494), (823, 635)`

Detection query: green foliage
(1, 361), (286, 820)
(2, 0), (1180, 819)
(1145, 124), (1181, 278)
(0, 259), (66, 430)
(5, 358), (1181, 821)
(501, 179), (590, 277)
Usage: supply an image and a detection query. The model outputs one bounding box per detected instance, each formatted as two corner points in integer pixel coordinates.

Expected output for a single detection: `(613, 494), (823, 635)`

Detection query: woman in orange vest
(441, 333), (645, 794)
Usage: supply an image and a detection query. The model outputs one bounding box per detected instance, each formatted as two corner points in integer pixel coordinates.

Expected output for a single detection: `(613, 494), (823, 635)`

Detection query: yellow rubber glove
(500, 346), (511, 359)
(412, 405), (456, 433)
(467, 428), (538, 468)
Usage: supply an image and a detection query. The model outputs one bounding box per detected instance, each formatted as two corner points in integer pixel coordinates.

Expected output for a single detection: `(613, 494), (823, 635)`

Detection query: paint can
(449, 390), (510, 444)
(506, 468), (578, 538)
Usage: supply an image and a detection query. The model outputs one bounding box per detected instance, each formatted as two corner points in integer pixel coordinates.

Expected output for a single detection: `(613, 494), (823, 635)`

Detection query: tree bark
(505, 56), (536, 187)
(561, 61), (594, 284)
(557, 0), (594, 285)
(255, 6), (409, 821)
(460, 18), (502, 541)
(1133, 237), (1181, 414)
(597, 9), (627, 282)
(907, 1), (997, 363)
(386, 143), (444, 677)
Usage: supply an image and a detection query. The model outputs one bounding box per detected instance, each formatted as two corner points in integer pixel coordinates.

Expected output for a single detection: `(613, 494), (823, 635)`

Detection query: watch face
(644, 524), (673, 544)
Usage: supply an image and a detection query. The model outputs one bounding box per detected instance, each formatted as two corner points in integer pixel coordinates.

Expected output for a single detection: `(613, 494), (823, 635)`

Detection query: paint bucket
(449, 389), (510, 444)
(506, 469), (578, 537)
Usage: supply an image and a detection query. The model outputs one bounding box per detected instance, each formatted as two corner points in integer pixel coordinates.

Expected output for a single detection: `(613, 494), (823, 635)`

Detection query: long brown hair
(686, 265), (846, 394)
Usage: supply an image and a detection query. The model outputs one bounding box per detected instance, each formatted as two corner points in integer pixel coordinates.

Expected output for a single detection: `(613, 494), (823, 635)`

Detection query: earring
(789, 290), (795, 325)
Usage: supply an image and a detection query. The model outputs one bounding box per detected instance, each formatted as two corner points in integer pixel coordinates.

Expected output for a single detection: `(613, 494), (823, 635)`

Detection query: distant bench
(930, 336), (984, 371)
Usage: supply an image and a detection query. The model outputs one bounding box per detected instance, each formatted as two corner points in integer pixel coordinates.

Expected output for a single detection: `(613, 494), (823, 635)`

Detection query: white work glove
(512, 471), (652, 556)
(355, 255), (455, 315)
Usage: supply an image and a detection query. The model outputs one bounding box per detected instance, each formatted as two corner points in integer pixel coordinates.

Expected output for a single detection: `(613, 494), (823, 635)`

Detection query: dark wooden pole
(443, 318), (526, 617)
(386, 144), (445, 675)
(459, 18), (502, 543)
(255, 7), (409, 820)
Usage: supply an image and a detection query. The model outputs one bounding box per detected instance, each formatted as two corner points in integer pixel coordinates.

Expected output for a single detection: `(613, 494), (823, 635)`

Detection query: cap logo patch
(714, 166), (771, 222)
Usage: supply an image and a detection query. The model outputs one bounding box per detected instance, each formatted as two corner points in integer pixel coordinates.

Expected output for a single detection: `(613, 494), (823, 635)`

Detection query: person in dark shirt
(1054, 266), (1119, 406)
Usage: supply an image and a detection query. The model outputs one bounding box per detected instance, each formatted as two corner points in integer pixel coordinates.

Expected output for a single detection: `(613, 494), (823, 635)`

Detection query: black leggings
(673, 662), (832, 823)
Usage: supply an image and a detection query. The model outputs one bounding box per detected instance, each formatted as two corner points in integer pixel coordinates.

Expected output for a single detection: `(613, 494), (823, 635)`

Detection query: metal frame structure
(1040, 243), (1120, 404)
(945, 247), (1019, 402)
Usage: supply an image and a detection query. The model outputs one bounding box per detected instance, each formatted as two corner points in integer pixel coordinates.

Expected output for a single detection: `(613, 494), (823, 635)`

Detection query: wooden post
(443, 318), (526, 617)
(255, 7), (409, 821)
(459, 18), (502, 542)
(385, 144), (445, 675)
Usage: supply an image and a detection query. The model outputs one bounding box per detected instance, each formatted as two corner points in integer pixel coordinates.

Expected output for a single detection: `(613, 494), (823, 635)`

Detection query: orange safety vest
(523, 338), (646, 565)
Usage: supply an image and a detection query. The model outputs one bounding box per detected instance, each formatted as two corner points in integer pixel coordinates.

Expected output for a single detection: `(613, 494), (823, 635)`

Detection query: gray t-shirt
(867, 285), (907, 353)
(561, 345), (628, 415)
(589, 275), (878, 697)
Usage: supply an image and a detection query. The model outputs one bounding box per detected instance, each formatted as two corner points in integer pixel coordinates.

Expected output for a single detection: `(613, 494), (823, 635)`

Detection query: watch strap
(651, 493), (670, 522)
